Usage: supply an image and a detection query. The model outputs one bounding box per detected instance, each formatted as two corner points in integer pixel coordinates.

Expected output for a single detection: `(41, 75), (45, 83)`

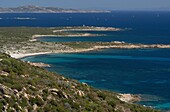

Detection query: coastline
(52, 26), (123, 32)
(10, 48), (97, 59)
(0, 15), (167, 111)
(10, 43), (170, 59)
(118, 94), (141, 103)
(28, 62), (51, 67)
(1, 53), (157, 112)
(31, 33), (104, 38)
(8, 41), (170, 59)
(10, 52), (52, 59)
(11, 52), (142, 104)
(29, 26), (124, 41)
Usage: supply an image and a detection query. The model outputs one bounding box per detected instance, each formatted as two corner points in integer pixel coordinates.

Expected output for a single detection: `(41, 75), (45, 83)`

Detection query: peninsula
(0, 27), (169, 59)
(0, 26), (161, 111)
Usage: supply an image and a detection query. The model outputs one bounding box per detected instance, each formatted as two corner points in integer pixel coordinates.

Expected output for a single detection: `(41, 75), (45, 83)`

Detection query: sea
(1, 11), (170, 111)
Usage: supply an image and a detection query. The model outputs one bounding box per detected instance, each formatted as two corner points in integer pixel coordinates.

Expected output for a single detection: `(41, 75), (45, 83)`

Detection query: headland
(0, 26), (169, 59)
(0, 26), (164, 111)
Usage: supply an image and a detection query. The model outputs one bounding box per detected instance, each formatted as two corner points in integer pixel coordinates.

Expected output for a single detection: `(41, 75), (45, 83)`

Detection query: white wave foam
(13, 17), (37, 20)
(5, 17), (37, 20)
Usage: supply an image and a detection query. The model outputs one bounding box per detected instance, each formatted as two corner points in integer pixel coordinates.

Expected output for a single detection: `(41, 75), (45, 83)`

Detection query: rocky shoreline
(53, 26), (123, 32)
(117, 94), (141, 103)
(30, 26), (124, 40)
(28, 62), (51, 67)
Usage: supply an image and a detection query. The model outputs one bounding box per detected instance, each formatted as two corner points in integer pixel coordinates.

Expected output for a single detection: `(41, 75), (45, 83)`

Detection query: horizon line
(0, 5), (170, 11)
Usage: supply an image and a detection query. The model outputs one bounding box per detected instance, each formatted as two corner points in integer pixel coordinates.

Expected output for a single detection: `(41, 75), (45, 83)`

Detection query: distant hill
(0, 5), (111, 13)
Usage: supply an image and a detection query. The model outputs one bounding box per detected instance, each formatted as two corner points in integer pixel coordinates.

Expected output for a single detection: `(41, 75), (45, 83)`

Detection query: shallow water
(1, 12), (170, 110)
(22, 48), (170, 110)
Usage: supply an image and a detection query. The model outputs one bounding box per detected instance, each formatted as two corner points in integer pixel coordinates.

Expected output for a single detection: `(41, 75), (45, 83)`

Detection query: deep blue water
(0, 12), (170, 29)
(1, 12), (170, 110)
(23, 49), (170, 110)
(1, 12), (170, 44)
(38, 30), (170, 44)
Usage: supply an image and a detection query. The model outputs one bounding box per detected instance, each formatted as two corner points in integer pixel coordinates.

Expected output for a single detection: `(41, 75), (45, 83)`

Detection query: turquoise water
(2, 12), (170, 110)
(22, 48), (170, 110)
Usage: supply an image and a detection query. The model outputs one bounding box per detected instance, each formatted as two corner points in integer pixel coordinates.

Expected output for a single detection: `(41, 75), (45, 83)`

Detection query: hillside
(0, 5), (110, 13)
(0, 53), (159, 112)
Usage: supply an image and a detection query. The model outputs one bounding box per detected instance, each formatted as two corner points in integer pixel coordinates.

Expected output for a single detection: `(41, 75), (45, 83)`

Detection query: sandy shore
(10, 52), (52, 59)
(10, 48), (95, 59)
(32, 33), (103, 38)
(10, 44), (170, 59)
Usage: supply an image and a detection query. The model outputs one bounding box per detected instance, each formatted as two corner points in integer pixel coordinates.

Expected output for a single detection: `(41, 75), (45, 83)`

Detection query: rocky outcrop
(28, 62), (50, 67)
(117, 94), (141, 103)
(0, 71), (9, 76)
(0, 84), (14, 96)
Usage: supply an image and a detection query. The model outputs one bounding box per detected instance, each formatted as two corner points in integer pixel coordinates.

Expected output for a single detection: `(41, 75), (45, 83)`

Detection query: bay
(1, 11), (170, 110)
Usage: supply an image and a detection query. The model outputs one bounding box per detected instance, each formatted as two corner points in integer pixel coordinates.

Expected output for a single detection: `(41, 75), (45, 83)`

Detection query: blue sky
(0, 0), (170, 10)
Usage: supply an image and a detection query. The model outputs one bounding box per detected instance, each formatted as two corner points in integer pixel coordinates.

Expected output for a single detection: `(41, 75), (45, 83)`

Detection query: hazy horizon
(0, 0), (170, 10)
(0, 5), (170, 11)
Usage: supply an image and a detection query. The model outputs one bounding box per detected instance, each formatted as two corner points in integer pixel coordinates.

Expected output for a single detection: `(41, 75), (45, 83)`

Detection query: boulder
(0, 84), (14, 95)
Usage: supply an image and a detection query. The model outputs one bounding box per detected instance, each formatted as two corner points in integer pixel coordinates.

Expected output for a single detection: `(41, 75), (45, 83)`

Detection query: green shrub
(97, 92), (107, 100)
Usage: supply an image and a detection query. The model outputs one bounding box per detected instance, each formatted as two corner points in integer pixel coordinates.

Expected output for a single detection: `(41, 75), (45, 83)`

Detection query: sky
(0, 0), (170, 10)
